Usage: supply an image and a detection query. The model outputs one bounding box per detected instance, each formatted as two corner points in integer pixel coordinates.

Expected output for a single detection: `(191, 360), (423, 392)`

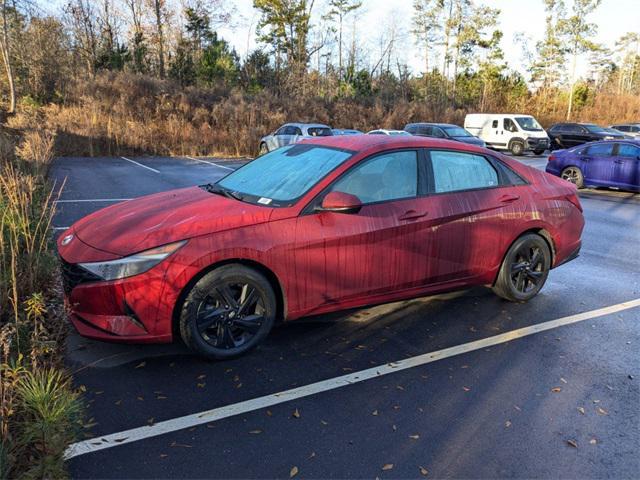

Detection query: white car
(259, 123), (333, 154)
(610, 124), (640, 138)
(367, 129), (412, 136)
(464, 113), (550, 156)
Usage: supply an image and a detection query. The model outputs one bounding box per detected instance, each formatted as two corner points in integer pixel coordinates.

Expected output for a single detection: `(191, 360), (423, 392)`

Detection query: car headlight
(603, 136), (614, 140)
(78, 240), (187, 281)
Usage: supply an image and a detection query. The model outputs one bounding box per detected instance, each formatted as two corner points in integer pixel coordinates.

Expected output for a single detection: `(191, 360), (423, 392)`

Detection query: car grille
(60, 259), (102, 295)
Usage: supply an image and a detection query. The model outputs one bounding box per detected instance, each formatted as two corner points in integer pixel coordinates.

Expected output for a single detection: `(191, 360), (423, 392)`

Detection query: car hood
(70, 186), (274, 256)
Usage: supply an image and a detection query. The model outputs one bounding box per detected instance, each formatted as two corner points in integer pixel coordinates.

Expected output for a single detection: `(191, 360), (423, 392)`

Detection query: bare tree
(65, 0), (99, 76)
(0, 0), (16, 112)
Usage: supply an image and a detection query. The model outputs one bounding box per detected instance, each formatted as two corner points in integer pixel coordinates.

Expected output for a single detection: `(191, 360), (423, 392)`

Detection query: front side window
(584, 124), (607, 134)
(307, 127), (333, 137)
(586, 143), (614, 156)
(217, 144), (352, 204)
(613, 125), (629, 132)
(418, 126), (432, 136)
(432, 127), (446, 138)
(330, 151), (418, 204)
(504, 118), (519, 132)
(617, 144), (640, 158)
(275, 126), (288, 136)
(430, 150), (499, 193)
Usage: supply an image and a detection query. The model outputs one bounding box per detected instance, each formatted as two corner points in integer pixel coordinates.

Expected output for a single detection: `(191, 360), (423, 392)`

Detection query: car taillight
(566, 192), (583, 212)
(548, 154), (557, 162)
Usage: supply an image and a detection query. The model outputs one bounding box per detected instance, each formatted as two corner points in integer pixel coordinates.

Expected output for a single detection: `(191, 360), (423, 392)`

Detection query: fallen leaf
(320, 420), (328, 425)
(372, 410), (379, 416)
(463, 386), (470, 392)
(94, 390), (104, 395)
(419, 466), (429, 476)
(560, 378), (567, 384)
(266, 410), (273, 417)
(147, 418), (155, 425)
(308, 451), (316, 459)
(596, 407), (608, 415)
(236, 383), (243, 389)
(197, 374), (206, 380)
(159, 454), (168, 458)
(514, 405), (521, 411)
(135, 362), (146, 369)
(551, 387), (562, 393)
(589, 438), (597, 445)
(114, 400), (122, 405)
(577, 407), (585, 415)
(382, 464), (394, 471)
(567, 439), (578, 448)
(137, 396), (144, 401)
(409, 434), (420, 439)
(197, 383), (206, 388)
(249, 429), (262, 434)
(292, 408), (301, 419)
(392, 424), (397, 431)
(396, 385), (405, 391)
(170, 441), (192, 448)
(157, 395), (167, 400)
(505, 421), (512, 428)
(79, 385), (87, 392)
(290, 466), (299, 478)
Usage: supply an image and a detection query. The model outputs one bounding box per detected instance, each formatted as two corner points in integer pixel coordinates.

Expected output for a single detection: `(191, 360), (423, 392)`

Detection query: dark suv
(548, 123), (625, 150)
(404, 123), (486, 147)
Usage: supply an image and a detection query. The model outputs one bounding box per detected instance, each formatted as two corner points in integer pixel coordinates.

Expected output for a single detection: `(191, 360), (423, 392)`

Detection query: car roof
(284, 122), (331, 129)
(299, 133), (483, 152)
(406, 122), (461, 128)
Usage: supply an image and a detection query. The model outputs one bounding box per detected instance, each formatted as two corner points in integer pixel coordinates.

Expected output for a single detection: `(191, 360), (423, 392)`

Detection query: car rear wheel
(560, 166), (584, 188)
(259, 143), (268, 155)
(493, 233), (551, 302)
(179, 265), (276, 359)
(510, 140), (524, 156)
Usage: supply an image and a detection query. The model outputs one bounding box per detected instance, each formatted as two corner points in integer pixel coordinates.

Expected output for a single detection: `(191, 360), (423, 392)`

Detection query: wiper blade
(202, 184), (244, 201)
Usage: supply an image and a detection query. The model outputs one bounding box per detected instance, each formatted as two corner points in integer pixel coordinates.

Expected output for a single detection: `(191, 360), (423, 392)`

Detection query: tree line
(0, 0), (638, 122)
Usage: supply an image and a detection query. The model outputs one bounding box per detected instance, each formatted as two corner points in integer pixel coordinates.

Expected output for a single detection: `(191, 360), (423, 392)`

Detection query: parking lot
(50, 154), (639, 479)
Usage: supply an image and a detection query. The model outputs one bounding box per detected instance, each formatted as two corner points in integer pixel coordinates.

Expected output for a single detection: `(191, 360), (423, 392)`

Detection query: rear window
(430, 151), (499, 193)
(617, 144), (640, 157)
(307, 127), (332, 137)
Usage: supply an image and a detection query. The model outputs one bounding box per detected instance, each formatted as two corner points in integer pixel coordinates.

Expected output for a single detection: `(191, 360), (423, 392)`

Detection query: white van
(464, 114), (550, 156)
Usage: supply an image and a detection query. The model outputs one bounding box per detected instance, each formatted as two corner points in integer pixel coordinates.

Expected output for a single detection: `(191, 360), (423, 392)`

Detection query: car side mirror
(317, 191), (362, 214)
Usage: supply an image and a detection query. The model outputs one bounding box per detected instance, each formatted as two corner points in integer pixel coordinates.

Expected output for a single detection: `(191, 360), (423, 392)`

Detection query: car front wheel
(510, 140), (524, 156)
(493, 233), (551, 302)
(179, 265), (276, 359)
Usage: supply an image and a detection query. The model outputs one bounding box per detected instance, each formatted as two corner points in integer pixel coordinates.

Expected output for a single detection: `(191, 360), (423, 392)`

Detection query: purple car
(545, 140), (640, 192)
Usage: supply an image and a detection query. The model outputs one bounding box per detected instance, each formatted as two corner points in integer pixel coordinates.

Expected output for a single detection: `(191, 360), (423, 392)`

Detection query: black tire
(510, 140), (524, 156)
(493, 233), (551, 302)
(259, 143), (269, 155)
(179, 265), (276, 359)
(533, 148), (545, 156)
(560, 166), (584, 188)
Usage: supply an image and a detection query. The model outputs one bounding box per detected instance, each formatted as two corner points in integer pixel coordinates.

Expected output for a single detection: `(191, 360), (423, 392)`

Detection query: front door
(292, 150), (429, 312)
(582, 142), (616, 186)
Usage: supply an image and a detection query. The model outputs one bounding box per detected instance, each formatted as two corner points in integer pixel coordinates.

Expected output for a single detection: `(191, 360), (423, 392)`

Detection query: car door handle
(499, 194), (520, 204)
(580, 157), (591, 162)
(398, 210), (427, 221)
(614, 159), (624, 164)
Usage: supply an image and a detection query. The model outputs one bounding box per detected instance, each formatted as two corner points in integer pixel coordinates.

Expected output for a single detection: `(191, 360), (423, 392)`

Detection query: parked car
(259, 123), (333, 154)
(547, 122), (626, 150)
(545, 140), (640, 192)
(332, 128), (363, 135)
(610, 123), (640, 138)
(58, 135), (584, 359)
(404, 122), (486, 147)
(367, 129), (412, 136)
(464, 113), (550, 156)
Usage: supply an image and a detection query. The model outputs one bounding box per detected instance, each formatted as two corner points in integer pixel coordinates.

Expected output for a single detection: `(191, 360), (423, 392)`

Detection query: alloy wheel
(509, 244), (545, 295)
(195, 282), (266, 349)
(561, 167), (580, 185)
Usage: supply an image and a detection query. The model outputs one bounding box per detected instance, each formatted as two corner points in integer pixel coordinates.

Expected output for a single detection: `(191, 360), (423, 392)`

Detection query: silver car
(610, 124), (640, 138)
(259, 123), (333, 154)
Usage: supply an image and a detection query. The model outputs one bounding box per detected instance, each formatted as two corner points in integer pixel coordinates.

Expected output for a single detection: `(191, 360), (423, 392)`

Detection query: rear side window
(492, 120), (499, 128)
(307, 127), (332, 137)
(586, 143), (613, 156)
(617, 144), (640, 157)
(331, 151), (418, 204)
(430, 151), (499, 193)
(614, 125), (629, 132)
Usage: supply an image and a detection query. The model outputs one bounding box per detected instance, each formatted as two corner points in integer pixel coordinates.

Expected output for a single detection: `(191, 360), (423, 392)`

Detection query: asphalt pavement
(49, 153), (640, 479)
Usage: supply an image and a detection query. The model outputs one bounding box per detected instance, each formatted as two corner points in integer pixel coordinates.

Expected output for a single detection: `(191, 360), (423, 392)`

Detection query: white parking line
(54, 199), (132, 203)
(120, 156), (160, 173)
(64, 297), (640, 460)
(185, 155), (235, 171)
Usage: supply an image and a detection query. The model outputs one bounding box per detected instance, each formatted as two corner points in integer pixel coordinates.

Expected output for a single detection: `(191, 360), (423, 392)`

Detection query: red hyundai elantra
(58, 136), (584, 358)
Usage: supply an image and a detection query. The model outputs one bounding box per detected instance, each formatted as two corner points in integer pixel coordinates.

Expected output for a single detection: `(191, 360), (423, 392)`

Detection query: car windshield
(216, 144), (352, 205)
(443, 126), (472, 137)
(515, 117), (543, 131)
(584, 124), (607, 133)
(307, 127), (333, 137)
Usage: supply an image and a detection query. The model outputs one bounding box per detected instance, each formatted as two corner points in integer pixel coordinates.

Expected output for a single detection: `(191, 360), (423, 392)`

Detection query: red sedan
(58, 136), (584, 358)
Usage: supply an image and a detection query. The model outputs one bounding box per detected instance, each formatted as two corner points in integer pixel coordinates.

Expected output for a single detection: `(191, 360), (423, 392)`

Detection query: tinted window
(331, 151), (418, 204)
(566, 125), (583, 134)
(417, 126), (432, 136)
(632, 126), (640, 133)
(282, 126), (298, 135)
(431, 127), (446, 138)
(368, 131), (385, 135)
(617, 144), (640, 157)
(613, 125), (629, 132)
(586, 143), (614, 156)
(275, 126), (288, 135)
(550, 124), (565, 133)
(430, 151), (499, 193)
(404, 125), (417, 134)
(218, 144), (352, 203)
(443, 126), (472, 137)
(307, 127), (332, 137)
(584, 124), (607, 134)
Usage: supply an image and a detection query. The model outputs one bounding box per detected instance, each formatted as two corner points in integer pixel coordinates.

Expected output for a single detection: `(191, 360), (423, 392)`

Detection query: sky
(216, 0), (640, 79)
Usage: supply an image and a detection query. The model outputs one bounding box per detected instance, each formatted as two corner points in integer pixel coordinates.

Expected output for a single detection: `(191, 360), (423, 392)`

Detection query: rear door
(582, 142), (616, 185)
(614, 143), (640, 189)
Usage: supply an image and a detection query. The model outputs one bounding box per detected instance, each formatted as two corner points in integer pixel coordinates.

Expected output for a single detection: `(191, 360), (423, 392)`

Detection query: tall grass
(0, 127), (81, 479)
